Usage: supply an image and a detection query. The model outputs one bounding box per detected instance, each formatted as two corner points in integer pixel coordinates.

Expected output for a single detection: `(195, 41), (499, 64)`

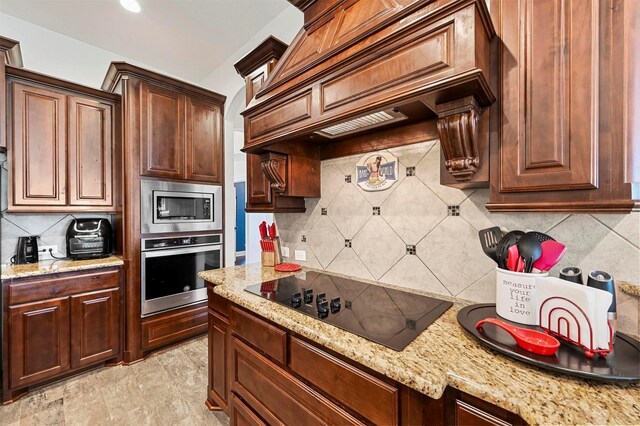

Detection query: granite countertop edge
(1, 256), (124, 280)
(199, 264), (640, 426)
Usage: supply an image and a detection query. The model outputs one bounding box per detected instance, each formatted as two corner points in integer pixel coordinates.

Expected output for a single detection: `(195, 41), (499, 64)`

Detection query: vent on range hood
(316, 108), (407, 138)
(241, 0), (496, 183)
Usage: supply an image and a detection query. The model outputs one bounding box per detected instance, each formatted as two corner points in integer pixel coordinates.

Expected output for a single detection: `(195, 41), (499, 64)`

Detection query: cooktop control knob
(291, 292), (302, 308)
(330, 297), (341, 313)
(303, 288), (313, 304)
(316, 292), (326, 305)
(317, 301), (329, 319)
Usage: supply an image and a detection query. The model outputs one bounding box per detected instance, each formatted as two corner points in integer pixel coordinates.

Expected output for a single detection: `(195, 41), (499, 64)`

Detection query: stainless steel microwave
(141, 179), (222, 234)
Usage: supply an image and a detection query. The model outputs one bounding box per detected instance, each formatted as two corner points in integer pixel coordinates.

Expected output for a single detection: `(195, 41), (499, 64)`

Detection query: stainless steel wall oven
(141, 234), (222, 316)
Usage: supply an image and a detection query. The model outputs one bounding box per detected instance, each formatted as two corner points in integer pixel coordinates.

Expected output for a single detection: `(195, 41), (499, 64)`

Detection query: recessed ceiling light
(120, 0), (141, 13)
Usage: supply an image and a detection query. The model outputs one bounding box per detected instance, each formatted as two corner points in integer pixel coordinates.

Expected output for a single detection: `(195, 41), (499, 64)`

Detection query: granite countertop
(199, 264), (640, 426)
(1, 256), (124, 280)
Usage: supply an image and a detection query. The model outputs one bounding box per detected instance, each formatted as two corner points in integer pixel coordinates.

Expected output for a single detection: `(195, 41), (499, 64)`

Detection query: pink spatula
(532, 240), (567, 272)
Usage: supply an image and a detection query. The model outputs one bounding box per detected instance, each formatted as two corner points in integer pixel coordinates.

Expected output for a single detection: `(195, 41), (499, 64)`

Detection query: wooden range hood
(241, 0), (496, 189)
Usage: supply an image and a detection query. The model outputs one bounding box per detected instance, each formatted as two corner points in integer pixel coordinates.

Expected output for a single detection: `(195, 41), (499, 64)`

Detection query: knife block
(261, 251), (275, 267)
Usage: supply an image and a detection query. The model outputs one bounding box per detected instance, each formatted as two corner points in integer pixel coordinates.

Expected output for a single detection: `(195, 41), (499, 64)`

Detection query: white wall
(198, 5), (303, 266)
(0, 12), (164, 88)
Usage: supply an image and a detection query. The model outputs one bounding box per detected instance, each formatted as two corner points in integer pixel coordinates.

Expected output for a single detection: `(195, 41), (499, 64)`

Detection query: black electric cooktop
(245, 271), (452, 351)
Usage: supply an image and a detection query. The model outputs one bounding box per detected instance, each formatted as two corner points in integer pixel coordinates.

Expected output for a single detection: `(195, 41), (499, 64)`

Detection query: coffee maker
(12, 236), (39, 264)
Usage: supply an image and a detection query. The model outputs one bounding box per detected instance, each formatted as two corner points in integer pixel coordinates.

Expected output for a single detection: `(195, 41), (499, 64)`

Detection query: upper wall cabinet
(7, 67), (119, 212)
(141, 82), (224, 183)
(487, 0), (639, 212)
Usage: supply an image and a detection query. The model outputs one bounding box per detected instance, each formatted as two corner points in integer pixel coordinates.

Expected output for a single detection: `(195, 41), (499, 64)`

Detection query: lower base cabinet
(206, 285), (527, 426)
(2, 267), (123, 403)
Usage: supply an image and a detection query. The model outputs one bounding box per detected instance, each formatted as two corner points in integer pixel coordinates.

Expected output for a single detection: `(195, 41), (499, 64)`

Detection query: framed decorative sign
(355, 151), (399, 191)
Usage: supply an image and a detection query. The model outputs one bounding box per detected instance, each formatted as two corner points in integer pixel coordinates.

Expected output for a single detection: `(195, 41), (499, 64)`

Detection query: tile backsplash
(275, 140), (640, 337)
(0, 152), (114, 265)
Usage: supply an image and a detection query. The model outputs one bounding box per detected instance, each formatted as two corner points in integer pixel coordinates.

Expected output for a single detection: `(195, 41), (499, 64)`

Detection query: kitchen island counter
(199, 264), (640, 426)
(1, 256), (124, 280)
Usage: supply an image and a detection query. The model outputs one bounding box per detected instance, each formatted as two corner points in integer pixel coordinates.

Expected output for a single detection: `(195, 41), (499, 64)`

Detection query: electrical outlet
(281, 246), (290, 258)
(38, 245), (59, 261)
(294, 250), (306, 261)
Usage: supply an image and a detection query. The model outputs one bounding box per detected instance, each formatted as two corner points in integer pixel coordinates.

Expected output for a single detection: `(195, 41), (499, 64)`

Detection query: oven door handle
(141, 244), (222, 258)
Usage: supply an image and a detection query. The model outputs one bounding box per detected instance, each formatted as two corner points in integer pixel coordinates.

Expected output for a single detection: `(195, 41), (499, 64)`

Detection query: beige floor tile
(0, 336), (227, 426)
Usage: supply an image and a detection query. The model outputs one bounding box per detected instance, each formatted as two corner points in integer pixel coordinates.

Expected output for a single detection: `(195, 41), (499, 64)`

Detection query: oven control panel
(142, 234), (222, 250)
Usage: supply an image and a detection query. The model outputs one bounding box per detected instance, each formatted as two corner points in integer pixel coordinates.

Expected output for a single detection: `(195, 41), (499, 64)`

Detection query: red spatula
(533, 240), (567, 272)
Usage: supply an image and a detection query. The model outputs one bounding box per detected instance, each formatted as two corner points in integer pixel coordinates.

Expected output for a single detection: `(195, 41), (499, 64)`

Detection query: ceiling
(0, 0), (289, 82)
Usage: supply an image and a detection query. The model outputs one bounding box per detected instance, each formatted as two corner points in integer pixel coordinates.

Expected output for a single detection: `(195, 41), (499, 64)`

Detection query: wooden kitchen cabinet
(6, 67), (119, 212)
(206, 281), (527, 425)
(2, 266), (124, 403)
(140, 80), (185, 179)
(68, 96), (113, 207)
(140, 79), (223, 183)
(70, 288), (120, 369)
(8, 297), (71, 389)
(234, 36), (310, 213)
(487, 0), (639, 212)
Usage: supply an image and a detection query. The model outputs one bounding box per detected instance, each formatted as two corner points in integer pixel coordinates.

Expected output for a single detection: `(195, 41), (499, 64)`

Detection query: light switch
(281, 246), (290, 257)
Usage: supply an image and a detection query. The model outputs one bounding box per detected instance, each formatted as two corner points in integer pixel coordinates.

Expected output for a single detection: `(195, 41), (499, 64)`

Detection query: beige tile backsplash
(275, 140), (640, 337)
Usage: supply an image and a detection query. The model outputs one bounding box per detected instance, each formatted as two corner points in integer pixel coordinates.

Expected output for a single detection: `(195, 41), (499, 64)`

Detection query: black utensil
(518, 232), (542, 273)
(529, 231), (555, 244)
(496, 231), (525, 269)
(478, 227), (502, 264)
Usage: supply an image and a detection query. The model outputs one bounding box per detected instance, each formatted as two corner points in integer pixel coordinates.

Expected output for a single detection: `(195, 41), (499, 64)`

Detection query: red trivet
(275, 263), (302, 272)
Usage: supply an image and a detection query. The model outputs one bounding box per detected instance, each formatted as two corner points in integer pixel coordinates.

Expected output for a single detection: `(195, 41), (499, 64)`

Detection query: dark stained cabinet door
(498, 0), (598, 192)
(11, 82), (67, 206)
(70, 289), (120, 369)
(186, 97), (223, 183)
(68, 96), (113, 207)
(246, 153), (271, 205)
(140, 81), (185, 179)
(9, 298), (70, 388)
(208, 310), (229, 411)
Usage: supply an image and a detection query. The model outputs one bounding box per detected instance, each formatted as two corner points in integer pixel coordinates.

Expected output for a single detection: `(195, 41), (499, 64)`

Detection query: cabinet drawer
(231, 306), (286, 364)
(141, 304), (207, 350)
(231, 337), (363, 426)
(230, 394), (266, 426)
(8, 269), (119, 305)
(289, 336), (399, 425)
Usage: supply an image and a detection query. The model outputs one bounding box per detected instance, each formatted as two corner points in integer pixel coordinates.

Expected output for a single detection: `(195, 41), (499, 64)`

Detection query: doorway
(234, 181), (246, 265)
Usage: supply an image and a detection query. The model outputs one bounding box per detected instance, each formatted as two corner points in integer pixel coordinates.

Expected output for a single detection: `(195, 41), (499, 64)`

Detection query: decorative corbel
(260, 152), (287, 193)
(436, 96), (480, 182)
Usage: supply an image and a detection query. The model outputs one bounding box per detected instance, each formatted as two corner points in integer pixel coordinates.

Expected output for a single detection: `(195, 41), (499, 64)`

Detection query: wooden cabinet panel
(230, 394), (266, 426)
(11, 82), (67, 206)
(231, 306), (286, 365)
(289, 336), (398, 426)
(70, 288), (120, 369)
(208, 309), (229, 412)
(186, 97), (223, 183)
(246, 153), (271, 205)
(499, 0), (598, 192)
(141, 303), (207, 351)
(140, 81), (185, 179)
(454, 400), (511, 426)
(9, 297), (70, 388)
(68, 96), (113, 206)
(231, 337), (363, 426)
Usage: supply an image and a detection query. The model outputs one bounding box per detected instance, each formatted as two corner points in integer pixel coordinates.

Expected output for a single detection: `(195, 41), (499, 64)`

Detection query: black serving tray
(457, 304), (640, 383)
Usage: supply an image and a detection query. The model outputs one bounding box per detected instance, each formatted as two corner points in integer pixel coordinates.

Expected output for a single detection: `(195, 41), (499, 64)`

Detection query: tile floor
(0, 336), (229, 426)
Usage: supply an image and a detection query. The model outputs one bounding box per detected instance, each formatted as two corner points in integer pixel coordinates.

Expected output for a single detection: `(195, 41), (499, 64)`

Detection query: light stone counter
(199, 264), (640, 426)
(1, 256), (124, 280)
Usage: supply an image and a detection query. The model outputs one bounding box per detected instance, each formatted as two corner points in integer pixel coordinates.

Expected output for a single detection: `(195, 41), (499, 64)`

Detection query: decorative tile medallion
(356, 152), (399, 191)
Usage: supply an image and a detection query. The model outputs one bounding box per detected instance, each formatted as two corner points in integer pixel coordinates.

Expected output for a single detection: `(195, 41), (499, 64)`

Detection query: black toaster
(66, 218), (114, 260)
